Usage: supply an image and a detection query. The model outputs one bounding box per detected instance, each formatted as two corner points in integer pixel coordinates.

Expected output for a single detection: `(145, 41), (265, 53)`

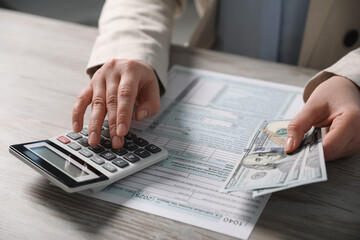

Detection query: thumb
(285, 102), (328, 153)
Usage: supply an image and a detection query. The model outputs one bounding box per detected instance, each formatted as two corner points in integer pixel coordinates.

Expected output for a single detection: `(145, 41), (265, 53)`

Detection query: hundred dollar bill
(222, 120), (310, 192)
(252, 128), (327, 197)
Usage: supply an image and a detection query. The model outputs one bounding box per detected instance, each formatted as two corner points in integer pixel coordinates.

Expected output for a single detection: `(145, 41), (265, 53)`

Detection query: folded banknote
(222, 120), (327, 197)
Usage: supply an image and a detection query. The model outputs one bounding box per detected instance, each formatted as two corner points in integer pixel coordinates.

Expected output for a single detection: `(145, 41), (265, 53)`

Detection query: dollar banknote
(222, 120), (327, 196)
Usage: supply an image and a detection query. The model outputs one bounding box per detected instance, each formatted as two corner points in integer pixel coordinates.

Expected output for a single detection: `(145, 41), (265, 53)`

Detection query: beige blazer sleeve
(87, 0), (186, 95)
(303, 48), (360, 101)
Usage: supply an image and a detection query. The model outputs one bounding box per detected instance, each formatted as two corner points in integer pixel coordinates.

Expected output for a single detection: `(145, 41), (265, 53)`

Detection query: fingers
(135, 82), (161, 121)
(321, 117), (350, 161)
(285, 76), (360, 160)
(105, 72), (123, 149)
(116, 72), (139, 136)
(72, 84), (93, 132)
(321, 110), (360, 160)
(73, 59), (160, 149)
(285, 101), (328, 153)
(88, 74), (107, 146)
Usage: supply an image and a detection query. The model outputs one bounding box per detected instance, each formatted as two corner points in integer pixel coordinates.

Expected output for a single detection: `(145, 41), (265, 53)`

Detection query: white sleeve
(304, 47), (360, 101)
(87, 0), (186, 95)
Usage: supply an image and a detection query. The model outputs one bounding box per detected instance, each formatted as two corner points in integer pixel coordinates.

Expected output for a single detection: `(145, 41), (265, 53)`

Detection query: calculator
(9, 120), (168, 193)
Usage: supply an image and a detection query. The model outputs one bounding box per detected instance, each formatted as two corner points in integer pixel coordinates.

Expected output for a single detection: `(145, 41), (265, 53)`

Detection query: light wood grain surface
(0, 9), (359, 240)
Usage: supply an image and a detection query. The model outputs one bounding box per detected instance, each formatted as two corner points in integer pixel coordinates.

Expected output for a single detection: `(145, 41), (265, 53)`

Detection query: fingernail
(89, 132), (97, 144)
(285, 137), (294, 152)
(112, 136), (122, 149)
(73, 121), (79, 132)
(117, 123), (127, 136)
(138, 109), (148, 121)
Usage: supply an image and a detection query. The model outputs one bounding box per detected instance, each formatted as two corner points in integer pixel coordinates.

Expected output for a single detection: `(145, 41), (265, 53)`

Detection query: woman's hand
(285, 75), (360, 161)
(72, 59), (161, 149)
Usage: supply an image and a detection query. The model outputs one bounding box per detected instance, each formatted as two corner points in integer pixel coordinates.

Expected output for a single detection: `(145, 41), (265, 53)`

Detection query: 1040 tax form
(82, 66), (304, 239)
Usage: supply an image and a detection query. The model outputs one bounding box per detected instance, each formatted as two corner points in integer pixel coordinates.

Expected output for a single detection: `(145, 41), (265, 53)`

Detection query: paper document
(82, 66), (304, 239)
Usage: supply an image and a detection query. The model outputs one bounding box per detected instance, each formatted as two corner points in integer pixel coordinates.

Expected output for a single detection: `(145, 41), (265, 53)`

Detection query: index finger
(72, 83), (92, 132)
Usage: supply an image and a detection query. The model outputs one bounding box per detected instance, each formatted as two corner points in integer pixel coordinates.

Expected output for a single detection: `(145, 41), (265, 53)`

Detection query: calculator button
(100, 138), (112, 149)
(124, 142), (139, 151)
(68, 142), (81, 151)
(134, 149), (151, 158)
(79, 149), (93, 158)
(80, 127), (89, 136)
(123, 153), (140, 163)
(66, 132), (82, 140)
(101, 129), (110, 138)
(112, 159), (129, 168)
(90, 156), (105, 165)
(103, 120), (109, 128)
(57, 136), (70, 144)
(133, 138), (149, 147)
(100, 151), (117, 161)
(77, 138), (89, 147)
(112, 148), (128, 156)
(145, 144), (162, 153)
(125, 132), (137, 140)
(102, 163), (117, 173)
(88, 145), (105, 154)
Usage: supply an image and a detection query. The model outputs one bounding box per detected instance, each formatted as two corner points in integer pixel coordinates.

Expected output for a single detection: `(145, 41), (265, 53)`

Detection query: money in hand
(222, 120), (327, 197)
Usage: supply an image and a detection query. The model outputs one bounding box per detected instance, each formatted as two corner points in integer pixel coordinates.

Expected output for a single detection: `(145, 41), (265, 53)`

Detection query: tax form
(82, 66), (304, 239)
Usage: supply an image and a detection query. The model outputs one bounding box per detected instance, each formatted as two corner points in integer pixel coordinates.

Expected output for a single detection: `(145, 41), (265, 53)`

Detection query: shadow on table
(254, 154), (360, 240)
(27, 178), (122, 236)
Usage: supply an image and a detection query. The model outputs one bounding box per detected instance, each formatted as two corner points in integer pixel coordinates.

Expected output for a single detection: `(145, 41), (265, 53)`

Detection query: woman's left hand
(285, 75), (360, 161)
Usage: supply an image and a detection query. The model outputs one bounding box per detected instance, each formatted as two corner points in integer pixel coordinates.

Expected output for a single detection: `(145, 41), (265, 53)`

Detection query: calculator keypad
(77, 138), (89, 147)
(90, 156), (105, 165)
(66, 132), (82, 140)
(88, 145), (105, 154)
(57, 136), (70, 144)
(103, 163), (117, 172)
(124, 142), (138, 151)
(68, 142), (81, 151)
(125, 132), (137, 140)
(100, 138), (112, 148)
(145, 144), (161, 153)
(79, 148), (93, 158)
(101, 129), (110, 138)
(57, 120), (163, 174)
(80, 127), (89, 136)
(112, 148), (127, 156)
(112, 158), (129, 168)
(134, 149), (151, 158)
(133, 138), (149, 147)
(100, 151), (117, 161)
(123, 153), (140, 163)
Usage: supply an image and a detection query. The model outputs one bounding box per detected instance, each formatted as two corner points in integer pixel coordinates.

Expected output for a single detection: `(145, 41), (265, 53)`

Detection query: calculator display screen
(10, 140), (108, 189)
(31, 146), (87, 178)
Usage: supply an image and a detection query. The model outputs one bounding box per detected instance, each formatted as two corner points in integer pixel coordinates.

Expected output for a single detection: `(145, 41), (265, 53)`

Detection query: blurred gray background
(0, 0), (310, 66)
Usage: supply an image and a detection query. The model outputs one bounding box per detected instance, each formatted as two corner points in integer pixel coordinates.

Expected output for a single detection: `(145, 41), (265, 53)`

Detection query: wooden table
(1, 9), (359, 240)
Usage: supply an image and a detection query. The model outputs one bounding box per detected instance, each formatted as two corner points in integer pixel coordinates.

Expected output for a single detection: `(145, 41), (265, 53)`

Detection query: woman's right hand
(72, 59), (161, 149)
